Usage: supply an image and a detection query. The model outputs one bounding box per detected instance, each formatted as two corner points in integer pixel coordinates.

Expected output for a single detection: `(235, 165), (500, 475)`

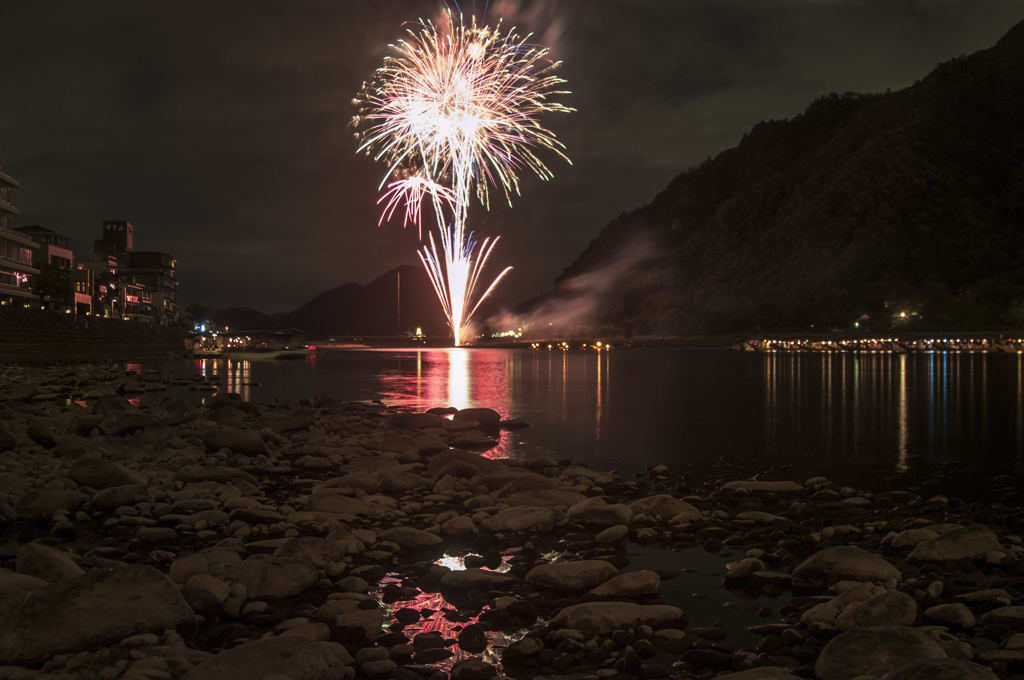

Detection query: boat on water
(186, 328), (315, 360)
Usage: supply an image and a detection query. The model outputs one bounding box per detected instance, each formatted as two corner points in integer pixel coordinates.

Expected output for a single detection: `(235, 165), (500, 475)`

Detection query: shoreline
(0, 362), (1021, 680)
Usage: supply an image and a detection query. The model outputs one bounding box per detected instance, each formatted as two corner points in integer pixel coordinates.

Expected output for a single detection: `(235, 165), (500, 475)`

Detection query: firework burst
(353, 10), (572, 345)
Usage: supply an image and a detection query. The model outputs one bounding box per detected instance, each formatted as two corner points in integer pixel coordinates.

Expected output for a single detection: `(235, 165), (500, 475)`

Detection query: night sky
(2, 1), (1022, 314)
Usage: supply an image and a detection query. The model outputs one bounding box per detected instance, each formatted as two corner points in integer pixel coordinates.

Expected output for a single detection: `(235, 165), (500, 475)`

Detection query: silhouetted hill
(523, 19), (1024, 335)
(280, 265), (449, 337)
(216, 307), (275, 331)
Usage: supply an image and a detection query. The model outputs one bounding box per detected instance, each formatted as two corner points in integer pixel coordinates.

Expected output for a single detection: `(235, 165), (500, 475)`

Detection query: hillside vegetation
(534, 20), (1024, 336)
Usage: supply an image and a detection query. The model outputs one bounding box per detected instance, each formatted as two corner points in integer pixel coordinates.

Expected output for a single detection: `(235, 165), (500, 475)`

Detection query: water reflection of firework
(354, 10), (572, 345)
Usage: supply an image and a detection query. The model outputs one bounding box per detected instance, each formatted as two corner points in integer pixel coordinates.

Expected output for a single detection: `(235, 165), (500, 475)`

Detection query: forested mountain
(278, 265), (448, 338)
(528, 20), (1024, 335)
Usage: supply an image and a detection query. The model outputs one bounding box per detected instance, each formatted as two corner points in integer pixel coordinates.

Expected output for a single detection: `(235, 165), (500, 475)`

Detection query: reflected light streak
(897, 353), (908, 471)
(448, 349), (470, 410)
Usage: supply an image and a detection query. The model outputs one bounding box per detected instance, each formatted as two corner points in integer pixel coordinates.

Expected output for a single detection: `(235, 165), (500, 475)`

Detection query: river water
(136, 347), (1024, 493)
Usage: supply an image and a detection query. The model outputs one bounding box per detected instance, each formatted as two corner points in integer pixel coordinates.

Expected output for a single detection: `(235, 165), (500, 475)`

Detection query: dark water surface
(143, 347), (1024, 490)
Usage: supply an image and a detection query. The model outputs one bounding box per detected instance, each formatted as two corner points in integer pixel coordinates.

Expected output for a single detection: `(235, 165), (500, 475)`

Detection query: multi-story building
(90, 221), (177, 324)
(15, 224), (75, 311)
(0, 167), (39, 307)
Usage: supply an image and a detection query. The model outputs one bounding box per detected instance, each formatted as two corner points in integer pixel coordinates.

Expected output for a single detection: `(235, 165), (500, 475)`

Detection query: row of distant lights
(530, 341), (610, 350)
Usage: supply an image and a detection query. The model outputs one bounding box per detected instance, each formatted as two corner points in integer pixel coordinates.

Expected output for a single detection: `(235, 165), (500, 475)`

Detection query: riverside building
(15, 225), (75, 311)
(91, 221), (178, 324)
(0, 167), (39, 307)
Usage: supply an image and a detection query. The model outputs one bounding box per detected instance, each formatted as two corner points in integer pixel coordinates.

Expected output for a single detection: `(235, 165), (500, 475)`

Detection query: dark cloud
(1, 0), (1022, 313)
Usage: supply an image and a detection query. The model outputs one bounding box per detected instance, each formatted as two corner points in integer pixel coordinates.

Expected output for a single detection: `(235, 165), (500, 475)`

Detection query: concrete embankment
(0, 362), (1021, 679)
(0, 306), (187, 361)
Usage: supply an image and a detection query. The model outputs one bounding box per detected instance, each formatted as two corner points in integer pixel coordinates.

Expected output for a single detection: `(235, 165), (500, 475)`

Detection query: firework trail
(353, 10), (571, 345)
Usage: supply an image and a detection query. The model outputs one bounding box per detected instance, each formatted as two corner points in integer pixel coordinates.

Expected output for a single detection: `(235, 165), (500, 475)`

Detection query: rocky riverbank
(1, 363), (1023, 680)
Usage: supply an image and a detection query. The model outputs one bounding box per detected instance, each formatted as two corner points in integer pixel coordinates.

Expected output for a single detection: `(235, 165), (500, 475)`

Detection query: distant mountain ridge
(217, 265), (449, 337)
(523, 19), (1024, 335)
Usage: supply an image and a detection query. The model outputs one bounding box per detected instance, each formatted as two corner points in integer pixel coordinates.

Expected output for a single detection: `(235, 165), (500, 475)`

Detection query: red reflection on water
(376, 349), (516, 459)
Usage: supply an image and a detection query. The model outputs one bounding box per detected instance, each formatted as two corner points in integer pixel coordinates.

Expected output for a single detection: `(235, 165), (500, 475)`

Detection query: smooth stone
(718, 669), (803, 680)
(453, 408), (501, 427)
(169, 554), (209, 584)
(551, 602), (687, 634)
(316, 473), (379, 494)
(525, 560), (617, 591)
(211, 558), (318, 598)
(13, 489), (89, 521)
(650, 629), (693, 654)
(305, 494), (388, 517)
(724, 558), (766, 581)
(907, 524), (1002, 563)
(734, 511), (786, 523)
(596, 525), (630, 543)
(722, 480), (804, 493)
(441, 516), (477, 537)
(488, 507), (555, 533)
(378, 527), (443, 551)
(629, 495), (701, 520)
(793, 545), (901, 592)
(0, 565), (193, 665)
(815, 627), (947, 680)
(924, 603), (976, 630)
(15, 543), (85, 583)
(179, 636), (345, 680)
(801, 603), (840, 626)
(322, 608), (384, 643)
(186, 574), (230, 603)
(201, 428), (268, 457)
(879, 658), (998, 680)
(567, 497), (634, 527)
(891, 529), (940, 550)
(503, 489), (587, 508)
(273, 536), (344, 563)
(69, 458), (147, 489)
(978, 605), (1024, 628)
(835, 590), (917, 631)
(588, 570), (660, 599)
(93, 484), (151, 510)
(380, 434), (419, 457)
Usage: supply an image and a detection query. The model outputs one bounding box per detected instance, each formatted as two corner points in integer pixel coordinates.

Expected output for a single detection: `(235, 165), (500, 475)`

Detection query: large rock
(815, 627), (947, 680)
(378, 527), (443, 551)
(978, 606), (1024, 628)
(588, 571), (660, 599)
(427, 449), (501, 476)
(488, 507), (555, 533)
(306, 493), (388, 517)
(454, 408), (501, 428)
(504, 489), (587, 508)
(68, 458), (147, 489)
(835, 590), (917, 630)
(16, 543), (85, 583)
(93, 483), (151, 510)
(552, 602), (687, 635)
(792, 545), (901, 593)
(629, 495), (701, 521)
(201, 427), (268, 456)
(567, 497), (634, 528)
(0, 565), (194, 664)
(211, 558), (318, 598)
(924, 603), (976, 630)
(722, 480), (804, 493)
(526, 560), (618, 591)
(719, 669), (803, 680)
(273, 537), (345, 564)
(879, 659), (998, 680)
(907, 524), (1001, 563)
(180, 635), (347, 680)
(13, 489), (89, 521)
